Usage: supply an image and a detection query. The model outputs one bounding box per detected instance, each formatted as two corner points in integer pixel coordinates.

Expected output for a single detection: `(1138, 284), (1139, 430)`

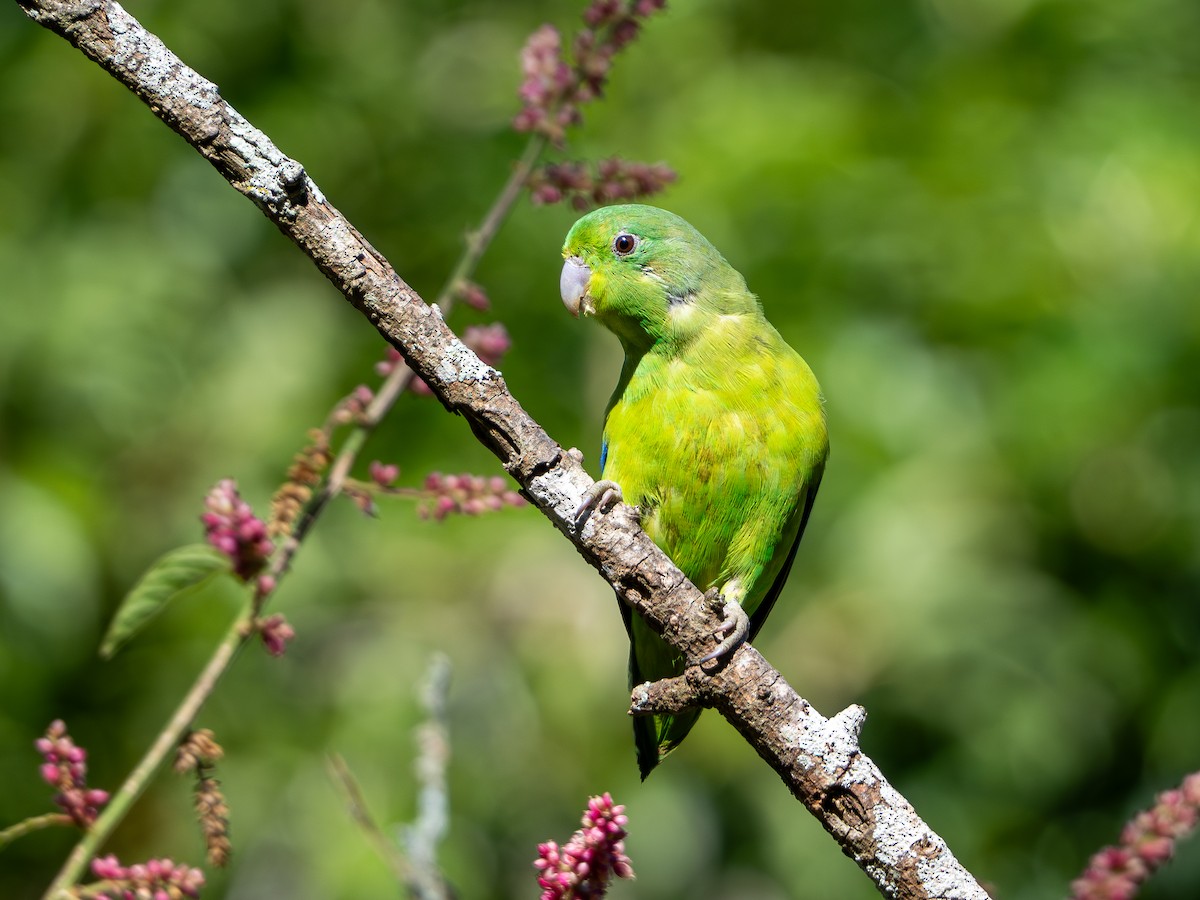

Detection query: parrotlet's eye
(612, 233), (638, 256)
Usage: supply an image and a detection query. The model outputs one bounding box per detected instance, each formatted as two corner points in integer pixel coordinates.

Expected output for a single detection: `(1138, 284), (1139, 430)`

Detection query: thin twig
(327, 754), (413, 888)
(0, 813), (74, 848)
(454, 136), (547, 281)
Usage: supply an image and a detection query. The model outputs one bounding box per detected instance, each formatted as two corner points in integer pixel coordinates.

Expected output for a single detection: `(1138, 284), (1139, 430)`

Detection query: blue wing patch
(600, 436), (609, 475)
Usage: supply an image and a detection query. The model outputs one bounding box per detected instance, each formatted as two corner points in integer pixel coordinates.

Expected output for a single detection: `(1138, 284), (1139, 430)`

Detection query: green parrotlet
(560, 204), (829, 778)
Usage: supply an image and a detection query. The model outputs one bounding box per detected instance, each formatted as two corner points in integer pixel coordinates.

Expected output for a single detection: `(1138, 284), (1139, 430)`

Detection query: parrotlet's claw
(575, 479), (624, 523)
(700, 595), (750, 664)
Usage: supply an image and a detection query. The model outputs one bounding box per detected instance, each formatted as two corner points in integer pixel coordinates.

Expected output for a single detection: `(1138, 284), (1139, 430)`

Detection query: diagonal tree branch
(14, 2), (989, 897)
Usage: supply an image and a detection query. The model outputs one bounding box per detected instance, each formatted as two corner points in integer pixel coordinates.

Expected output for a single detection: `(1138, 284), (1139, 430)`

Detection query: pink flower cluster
(257, 613), (295, 658)
(534, 793), (634, 899)
(528, 158), (677, 210)
(513, 25), (574, 142)
(420, 472), (526, 521)
(91, 854), (205, 899)
(1071, 772), (1200, 900)
(201, 480), (273, 582)
(35, 719), (109, 827)
(514, 0), (667, 144)
(378, 323), (512, 397)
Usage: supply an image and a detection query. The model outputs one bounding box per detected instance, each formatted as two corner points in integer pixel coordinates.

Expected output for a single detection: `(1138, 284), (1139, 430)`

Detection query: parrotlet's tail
(627, 613), (700, 779)
(633, 701), (701, 780)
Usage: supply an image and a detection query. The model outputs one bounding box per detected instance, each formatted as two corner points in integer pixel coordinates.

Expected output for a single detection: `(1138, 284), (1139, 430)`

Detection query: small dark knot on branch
(280, 161), (308, 203)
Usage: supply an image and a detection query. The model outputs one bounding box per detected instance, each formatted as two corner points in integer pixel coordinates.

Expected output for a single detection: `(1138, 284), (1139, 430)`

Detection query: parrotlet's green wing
(748, 457), (825, 642)
(561, 205), (829, 778)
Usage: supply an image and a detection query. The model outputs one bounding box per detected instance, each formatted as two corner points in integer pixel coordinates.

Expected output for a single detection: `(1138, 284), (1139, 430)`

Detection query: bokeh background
(3, 0), (1200, 897)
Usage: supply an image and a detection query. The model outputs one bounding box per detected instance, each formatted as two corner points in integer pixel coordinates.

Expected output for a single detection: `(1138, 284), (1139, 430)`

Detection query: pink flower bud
(92, 855), (126, 880)
(532, 185), (563, 205)
(258, 614), (296, 658)
(463, 324), (512, 367)
(457, 280), (490, 311)
(377, 347), (404, 376)
(1137, 836), (1174, 864)
(369, 461), (399, 487)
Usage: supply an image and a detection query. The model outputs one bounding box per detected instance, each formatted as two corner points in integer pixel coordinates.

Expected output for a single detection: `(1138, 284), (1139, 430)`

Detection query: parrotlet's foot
(575, 479), (624, 523)
(700, 593), (750, 664)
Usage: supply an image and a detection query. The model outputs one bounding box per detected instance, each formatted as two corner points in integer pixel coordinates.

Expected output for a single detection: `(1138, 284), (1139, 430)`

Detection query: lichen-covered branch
(14, 1), (989, 896)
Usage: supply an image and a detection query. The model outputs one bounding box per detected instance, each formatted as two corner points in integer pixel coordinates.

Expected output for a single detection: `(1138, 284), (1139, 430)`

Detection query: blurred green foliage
(2, 0), (1200, 897)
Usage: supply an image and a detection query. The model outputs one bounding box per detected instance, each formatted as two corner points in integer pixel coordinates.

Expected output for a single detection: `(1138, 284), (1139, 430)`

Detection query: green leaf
(99, 544), (229, 659)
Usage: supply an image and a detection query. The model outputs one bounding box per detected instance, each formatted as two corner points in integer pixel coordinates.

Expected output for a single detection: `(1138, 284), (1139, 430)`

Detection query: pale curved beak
(560, 256), (592, 318)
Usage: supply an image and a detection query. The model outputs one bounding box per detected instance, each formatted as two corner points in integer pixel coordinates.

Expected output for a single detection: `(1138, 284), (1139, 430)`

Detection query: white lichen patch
(871, 784), (925, 867)
(108, 3), (218, 109)
(783, 700), (864, 779)
(227, 118), (294, 199)
(530, 462), (594, 527)
(870, 782), (989, 899)
(435, 339), (497, 385)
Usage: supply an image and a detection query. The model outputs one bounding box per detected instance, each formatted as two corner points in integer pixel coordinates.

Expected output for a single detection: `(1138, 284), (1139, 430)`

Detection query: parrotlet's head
(560, 204), (759, 351)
